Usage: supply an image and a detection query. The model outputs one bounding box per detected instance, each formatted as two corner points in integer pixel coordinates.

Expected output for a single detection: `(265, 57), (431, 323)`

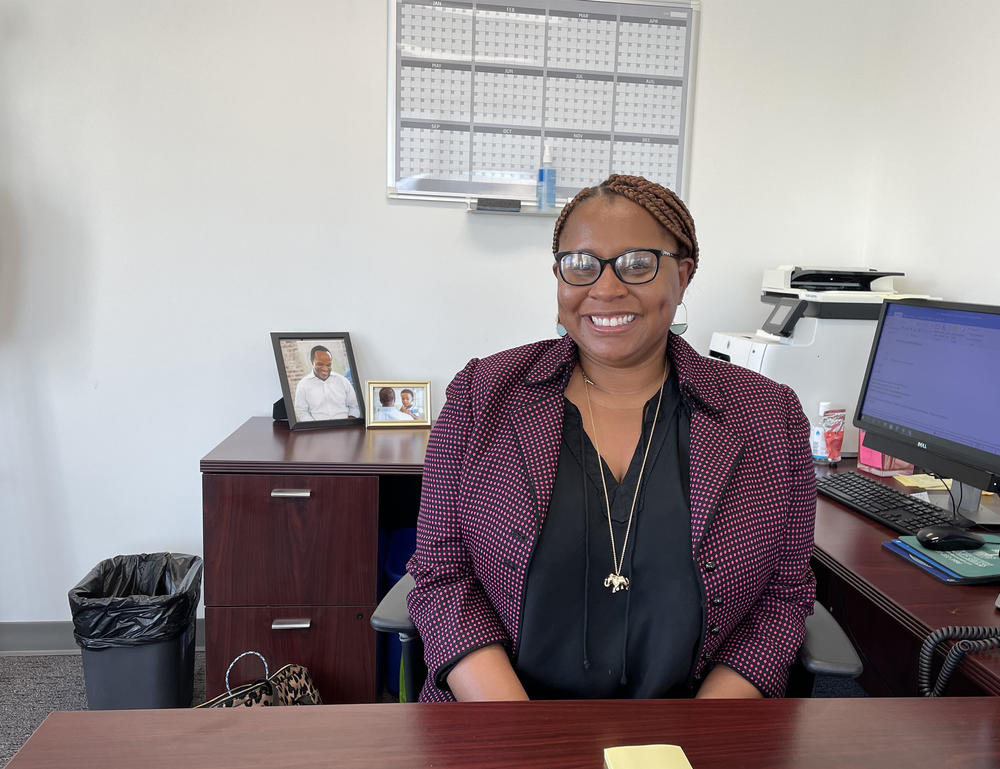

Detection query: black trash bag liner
(69, 553), (203, 650)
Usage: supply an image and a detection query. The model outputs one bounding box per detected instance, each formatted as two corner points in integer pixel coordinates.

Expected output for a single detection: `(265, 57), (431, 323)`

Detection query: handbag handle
(225, 650), (269, 696)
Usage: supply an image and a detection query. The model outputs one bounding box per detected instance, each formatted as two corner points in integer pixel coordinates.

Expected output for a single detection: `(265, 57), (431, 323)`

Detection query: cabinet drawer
(203, 474), (378, 606)
(205, 606), (376, 704)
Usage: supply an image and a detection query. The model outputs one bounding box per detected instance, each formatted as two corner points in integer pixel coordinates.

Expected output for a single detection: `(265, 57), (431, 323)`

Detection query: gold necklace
(582, 360), (668, 594)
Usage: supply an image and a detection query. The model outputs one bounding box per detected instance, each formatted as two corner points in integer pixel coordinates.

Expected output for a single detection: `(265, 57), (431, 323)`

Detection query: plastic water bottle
(815, 401), (846, 465)
(537, 142), (556, 211)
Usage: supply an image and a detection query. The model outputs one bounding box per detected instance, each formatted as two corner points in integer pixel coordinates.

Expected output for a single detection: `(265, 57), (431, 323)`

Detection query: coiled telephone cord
(918, 626), (1000, 697)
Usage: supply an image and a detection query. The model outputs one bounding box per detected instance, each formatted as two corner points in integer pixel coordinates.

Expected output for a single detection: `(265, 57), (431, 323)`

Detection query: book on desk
(883, 534), (1000, 584)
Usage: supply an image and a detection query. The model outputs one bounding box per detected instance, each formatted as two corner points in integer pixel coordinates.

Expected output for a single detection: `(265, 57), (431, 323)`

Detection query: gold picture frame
(365, 380), (431, 428)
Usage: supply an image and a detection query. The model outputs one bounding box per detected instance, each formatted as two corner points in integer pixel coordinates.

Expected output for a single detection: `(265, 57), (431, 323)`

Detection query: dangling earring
(670, 302), (688, 336)
(556, 318), (568, 337)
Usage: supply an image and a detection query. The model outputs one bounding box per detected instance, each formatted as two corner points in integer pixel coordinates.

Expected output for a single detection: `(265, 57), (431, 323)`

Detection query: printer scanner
(708, 266), (931, 457)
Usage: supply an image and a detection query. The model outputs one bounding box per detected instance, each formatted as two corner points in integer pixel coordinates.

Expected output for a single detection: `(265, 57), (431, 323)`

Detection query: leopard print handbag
(196, 651), (323, 708)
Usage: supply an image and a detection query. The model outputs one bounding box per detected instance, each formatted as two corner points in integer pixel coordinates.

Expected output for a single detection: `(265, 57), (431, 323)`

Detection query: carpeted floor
(0, 652), (206, 767)
(0, 652), (864, 767)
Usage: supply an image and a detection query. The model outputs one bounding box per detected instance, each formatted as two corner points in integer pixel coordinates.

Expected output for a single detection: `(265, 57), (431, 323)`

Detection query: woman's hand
(446, 644), (530, 701)
(694, 664), (763, 699)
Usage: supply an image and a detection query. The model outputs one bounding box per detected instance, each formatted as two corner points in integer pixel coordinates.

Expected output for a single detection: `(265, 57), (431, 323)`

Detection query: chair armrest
(798, 601), (863, 678)
(371, 573), (417, 636)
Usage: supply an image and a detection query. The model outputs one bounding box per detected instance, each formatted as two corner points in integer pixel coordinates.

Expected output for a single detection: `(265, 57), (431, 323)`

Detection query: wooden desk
(202, 420), (1000, 701)
(9, 699), (1000, 768)
(200, 418), (430, 702)
(813, 464), (1000, 696)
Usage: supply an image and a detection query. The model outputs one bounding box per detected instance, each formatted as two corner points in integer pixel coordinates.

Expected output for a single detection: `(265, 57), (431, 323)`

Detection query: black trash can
(68, 552), (203, 710)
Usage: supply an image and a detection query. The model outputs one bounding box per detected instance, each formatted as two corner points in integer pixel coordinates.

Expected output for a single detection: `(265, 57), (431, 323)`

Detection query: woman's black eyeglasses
(554, 248), (680, 286)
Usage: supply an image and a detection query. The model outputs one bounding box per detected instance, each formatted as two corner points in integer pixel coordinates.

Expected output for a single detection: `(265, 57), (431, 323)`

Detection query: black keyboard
(816, 471), (963, 536)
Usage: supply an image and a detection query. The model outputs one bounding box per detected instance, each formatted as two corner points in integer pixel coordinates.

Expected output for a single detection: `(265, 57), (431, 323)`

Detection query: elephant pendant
(604, 573), (630, 593)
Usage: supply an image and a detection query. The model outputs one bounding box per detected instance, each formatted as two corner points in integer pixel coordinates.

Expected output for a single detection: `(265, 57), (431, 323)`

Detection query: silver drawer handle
(270, 489), (311, 499)
(271, 618), (312, 630)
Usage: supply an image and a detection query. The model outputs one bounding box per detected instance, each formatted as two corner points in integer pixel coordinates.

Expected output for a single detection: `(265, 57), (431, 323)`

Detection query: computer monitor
(854, 298), (1000, 524)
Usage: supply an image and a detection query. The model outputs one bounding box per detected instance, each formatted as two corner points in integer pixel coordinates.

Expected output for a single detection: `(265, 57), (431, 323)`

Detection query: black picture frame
(270, 332), (366, 430)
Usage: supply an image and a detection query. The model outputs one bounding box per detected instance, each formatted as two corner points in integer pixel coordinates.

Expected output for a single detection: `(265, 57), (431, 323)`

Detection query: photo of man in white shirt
(293, 345), (361, 421)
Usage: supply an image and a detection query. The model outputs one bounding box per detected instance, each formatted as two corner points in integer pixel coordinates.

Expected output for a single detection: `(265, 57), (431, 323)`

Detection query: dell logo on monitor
(917, 441), (928, 449)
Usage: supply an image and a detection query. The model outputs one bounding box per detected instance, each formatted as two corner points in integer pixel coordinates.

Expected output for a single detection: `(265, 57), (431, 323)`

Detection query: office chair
(371, 573), (863, 700)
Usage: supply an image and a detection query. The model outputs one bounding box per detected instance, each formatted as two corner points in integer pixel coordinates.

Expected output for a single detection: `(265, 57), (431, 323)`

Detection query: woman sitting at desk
(407, 175), (816, 701)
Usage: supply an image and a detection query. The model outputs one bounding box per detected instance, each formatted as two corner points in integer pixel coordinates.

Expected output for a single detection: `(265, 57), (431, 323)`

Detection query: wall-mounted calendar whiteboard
(387, 0), (699, 204)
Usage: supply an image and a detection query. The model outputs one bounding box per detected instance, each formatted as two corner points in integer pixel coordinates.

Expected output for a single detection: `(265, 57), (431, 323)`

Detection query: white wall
(861, 3), (1000, 303)
(684, 0), (885, 336)
(1, 0), (996, 623)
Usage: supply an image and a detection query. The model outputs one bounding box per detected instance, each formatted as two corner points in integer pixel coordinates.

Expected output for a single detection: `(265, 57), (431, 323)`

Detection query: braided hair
(552, 174), (699, 279)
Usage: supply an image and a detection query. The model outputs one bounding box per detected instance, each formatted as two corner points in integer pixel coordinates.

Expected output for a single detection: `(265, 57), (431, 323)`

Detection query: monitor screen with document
(854, 298), (1000, 521)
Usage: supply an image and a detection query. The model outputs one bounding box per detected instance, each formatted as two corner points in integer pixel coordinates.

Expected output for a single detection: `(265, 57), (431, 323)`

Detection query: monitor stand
(932, 481), (1000, 526)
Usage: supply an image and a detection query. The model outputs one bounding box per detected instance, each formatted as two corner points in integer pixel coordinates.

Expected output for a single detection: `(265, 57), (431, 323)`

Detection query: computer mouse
(916, 524), (985, 551)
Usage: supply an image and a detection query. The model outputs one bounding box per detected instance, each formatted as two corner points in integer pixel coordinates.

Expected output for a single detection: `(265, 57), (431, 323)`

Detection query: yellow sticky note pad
(894, 474), (949, 490)
(603, 744), (693, 769)
(893, 475), (995, 496)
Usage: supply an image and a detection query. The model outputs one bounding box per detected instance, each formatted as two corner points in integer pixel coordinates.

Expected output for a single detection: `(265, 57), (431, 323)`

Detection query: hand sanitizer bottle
(537, 142), (556, 211)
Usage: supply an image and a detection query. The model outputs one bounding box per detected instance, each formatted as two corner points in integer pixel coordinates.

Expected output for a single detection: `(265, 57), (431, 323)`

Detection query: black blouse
(514, 370), (702, 698)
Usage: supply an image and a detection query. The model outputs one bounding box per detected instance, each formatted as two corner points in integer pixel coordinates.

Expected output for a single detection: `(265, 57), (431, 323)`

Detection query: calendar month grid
(613, 137), (679, 185)
(474, 66), (544, 126)
(400, 3), (473, 61)
(393, 0), (693, 198)
(472, 127), (541, 182)
(400, 61), (473, 123)
(400, 122), (472, 182)
(475, 6), (546, 67)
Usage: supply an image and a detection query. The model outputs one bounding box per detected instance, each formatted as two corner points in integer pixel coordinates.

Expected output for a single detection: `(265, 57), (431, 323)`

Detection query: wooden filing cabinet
(201, 418), (429, 702)
(203, 473), (378, 702)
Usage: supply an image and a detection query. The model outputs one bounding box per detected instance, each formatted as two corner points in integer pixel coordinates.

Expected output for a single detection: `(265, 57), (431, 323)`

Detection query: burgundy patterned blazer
(407, 333), (816, 700)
